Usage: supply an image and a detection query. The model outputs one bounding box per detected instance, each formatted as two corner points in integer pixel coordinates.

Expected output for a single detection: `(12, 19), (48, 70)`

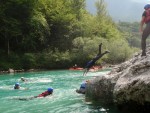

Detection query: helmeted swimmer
(14, 82), (28, 90)
(17, 87), (53, 100)
(14, 83), (20, 89)
(35, 87), (53, 98)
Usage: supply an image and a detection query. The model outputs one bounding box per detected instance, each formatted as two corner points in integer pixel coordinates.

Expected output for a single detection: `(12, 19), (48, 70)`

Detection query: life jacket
(144, 9), (150, 23)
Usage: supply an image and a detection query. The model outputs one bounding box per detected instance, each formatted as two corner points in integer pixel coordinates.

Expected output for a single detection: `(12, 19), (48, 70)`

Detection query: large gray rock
(86, 46), (150, 112)
(8, 68), (15, 73)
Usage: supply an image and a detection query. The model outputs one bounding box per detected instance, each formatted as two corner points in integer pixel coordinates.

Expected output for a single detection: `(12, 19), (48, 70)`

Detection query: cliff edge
(86, 46), (150, 112)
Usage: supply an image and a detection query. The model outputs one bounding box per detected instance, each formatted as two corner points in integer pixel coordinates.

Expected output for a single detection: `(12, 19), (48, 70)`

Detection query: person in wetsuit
(20, 77), (28, 82)
(17, 88), (53, 100)
(83, 43), (110, 76)
(14, 83), (20, 89)
(76, 80), (90, 94)
(14, 82), (28, 90)
(35, 88), (53, 98)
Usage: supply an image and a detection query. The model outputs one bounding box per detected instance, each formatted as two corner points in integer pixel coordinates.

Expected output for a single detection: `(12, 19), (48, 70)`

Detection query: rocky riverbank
(0, 68), (42, 74)
(86, 47), (150, 112)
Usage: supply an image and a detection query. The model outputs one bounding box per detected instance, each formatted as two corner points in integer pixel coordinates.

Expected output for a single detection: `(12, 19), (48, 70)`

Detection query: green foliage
(95, 0), (107, 18)
(0, 0), (139, 70)
(106, 39), (134, 64)
(72, 36), (135, 65)
(117, 21), (141, 48)
(72, 36), (108, 65)
(0, 52), (22, 70)
(21, 53), (36, 70)
(51, 49), (71, 68)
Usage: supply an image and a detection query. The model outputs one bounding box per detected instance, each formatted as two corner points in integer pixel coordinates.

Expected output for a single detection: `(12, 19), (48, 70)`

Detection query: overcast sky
(131, 0), (149, 3)
(86, 0), (149, 22)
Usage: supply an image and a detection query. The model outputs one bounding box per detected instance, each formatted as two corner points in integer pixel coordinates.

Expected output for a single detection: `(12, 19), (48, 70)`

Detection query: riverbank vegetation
(0, 0), (140, 71)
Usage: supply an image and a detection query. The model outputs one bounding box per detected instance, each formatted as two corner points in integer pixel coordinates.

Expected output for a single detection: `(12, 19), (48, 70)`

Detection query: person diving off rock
(83, 43), (110, 76)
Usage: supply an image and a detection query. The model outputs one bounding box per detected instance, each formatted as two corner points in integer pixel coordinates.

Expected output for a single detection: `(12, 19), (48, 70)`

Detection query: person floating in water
(83, 43), (110, 76)
(18, 88), (53, 100)
(14, 83), (20, 89)
(20, 77), (28, 82)
(76, 80), (89, 94)
(14, 83), (28, 90)
(35, 88), (53, 98)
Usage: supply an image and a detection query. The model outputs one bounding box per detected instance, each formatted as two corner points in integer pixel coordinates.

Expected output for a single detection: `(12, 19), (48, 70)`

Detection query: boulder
(86, 46), (150, 112)
(8, 68), (15, 73)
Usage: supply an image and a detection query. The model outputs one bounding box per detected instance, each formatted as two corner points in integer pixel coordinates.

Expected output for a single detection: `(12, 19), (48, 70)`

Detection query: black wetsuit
(83, 43), (109, 76)
(85, 52), (108, 69)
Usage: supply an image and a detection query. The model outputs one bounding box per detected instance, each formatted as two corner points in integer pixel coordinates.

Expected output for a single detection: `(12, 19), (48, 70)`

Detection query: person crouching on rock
(76, 80), (89, 94)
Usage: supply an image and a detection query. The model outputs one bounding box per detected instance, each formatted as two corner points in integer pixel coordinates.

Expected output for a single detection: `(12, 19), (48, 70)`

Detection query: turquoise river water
(0, 69), (126, 113)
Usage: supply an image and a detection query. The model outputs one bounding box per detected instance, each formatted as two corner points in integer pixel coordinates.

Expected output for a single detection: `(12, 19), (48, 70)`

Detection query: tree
(95, 0), (107, 18)
(0, 0), (36, 54)
(69, 0), (86, 20)
(106, 38), (134, 64)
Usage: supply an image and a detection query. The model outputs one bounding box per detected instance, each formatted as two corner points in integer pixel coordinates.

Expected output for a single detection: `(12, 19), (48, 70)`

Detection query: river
(0, 69), (125, 113)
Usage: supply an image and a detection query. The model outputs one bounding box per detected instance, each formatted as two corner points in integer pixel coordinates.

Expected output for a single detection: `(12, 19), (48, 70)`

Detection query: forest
(0, 0), (142, 71)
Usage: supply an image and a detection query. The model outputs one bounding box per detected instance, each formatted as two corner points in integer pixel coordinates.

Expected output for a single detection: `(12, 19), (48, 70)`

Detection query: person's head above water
(47, 88), (53, 94)
(14, 83), (20, 89)
(21, 77), (27, 82)
(15, 83), (20, 86)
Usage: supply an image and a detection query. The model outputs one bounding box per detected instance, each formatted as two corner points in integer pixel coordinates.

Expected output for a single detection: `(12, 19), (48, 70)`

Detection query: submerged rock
(86, 46), (150, 112)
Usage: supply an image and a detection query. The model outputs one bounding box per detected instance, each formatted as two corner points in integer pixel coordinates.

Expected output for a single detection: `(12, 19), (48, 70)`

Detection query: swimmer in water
(20, 77), (28, 82)
(18, 88), (53, 100)
(14, 82), (28, 90)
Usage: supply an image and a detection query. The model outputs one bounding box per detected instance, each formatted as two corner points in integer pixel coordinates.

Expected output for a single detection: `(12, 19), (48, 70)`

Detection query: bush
(36, 49), (72, 69)
(21, 53), (36, 70)
(106, 38), (134, 64)
(0, 52), (22, 70)
(72, 36), (109, 66)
